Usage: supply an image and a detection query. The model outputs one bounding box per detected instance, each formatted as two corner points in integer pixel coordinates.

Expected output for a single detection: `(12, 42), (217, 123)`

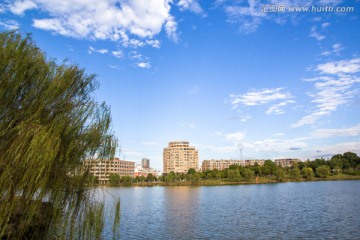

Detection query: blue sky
(1, 0), (360, 170)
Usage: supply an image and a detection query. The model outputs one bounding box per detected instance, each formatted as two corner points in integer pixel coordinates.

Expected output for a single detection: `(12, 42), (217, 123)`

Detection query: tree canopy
(0, 31), (119, 239)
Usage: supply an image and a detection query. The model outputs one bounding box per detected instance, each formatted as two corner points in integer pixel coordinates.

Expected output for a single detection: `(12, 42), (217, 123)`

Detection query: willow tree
(0, 31), (120, 239)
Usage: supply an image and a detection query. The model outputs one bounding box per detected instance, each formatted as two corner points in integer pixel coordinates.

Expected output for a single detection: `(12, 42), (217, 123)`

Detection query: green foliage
(228, 169), (240, 181)
(275, 169), (286, 182)
(146, 173), (155, 182)
(121, 176), (132, 184)
(192, 172), (201, 183)
(290, 167), (301, 180)
(241, 168), (255, 180)
(261, 160), (277, 176)
(316, 165), (330, 179)
(301, 167), (314, 180)
(187, 168), (196, 175)
(0, 31), (119, 239)
(165, 172), (175, 182)
(109, 173), (121, 185)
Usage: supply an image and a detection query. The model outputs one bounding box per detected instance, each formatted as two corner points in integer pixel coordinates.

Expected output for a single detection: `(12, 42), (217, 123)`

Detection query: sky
(1, 0), (360, 170)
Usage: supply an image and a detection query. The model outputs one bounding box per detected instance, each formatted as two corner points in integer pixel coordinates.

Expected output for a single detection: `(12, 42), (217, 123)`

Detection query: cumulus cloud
(5, 0), (178, 45)
(230, 87), (294, 115)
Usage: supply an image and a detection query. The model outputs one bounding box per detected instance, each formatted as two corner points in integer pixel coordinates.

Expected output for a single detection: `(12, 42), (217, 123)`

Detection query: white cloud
(8, 0), (37, 15)
(165, 15), (179, 42)
(321, 22), (330, 28)
(219, 1), (342, 34)
(181, 122), (196, 128)
(321, 51), (331, 56)
(240, 115), (251, 122)
(0, 4), (6, 13)
(245, 137), (307, 153)
(177, 0), (205, 16)
(230, 87), (294, 114)
(332, 43), (344, 54)
(108, 65), (121, 70)
(137, 62), (151, 69)
(266, 100), (295, 115)
(112, 50), (123, 58)
(5, 0), (177, 44)
(0, 20), (20, 30)
(225, 131), (245, 143)
(88, 46), (108, 54)
(317, 58), (360, 75)
(146, 39), (160, 48)
(321, 43), (344, 56)
(313, 141), (360, 157)
(309, 26), (325, 41)
(231, 88), (291, 107)
(292, 58), (360, 128)
(312, 124), (360, 138)
(224, 0), (265, 33)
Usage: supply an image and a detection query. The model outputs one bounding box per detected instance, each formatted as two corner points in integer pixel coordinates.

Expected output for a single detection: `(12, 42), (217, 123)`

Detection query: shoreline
(95, 174), (360, 188)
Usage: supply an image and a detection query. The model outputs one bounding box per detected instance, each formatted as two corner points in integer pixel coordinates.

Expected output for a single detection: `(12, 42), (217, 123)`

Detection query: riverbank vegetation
(0, 31), (120, 239)
(106, 152), (360, 187)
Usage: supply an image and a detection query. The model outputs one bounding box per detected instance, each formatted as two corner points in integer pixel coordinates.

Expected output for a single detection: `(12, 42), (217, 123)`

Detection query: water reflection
(99, 181), (360, 239)
(163, 187), (200, 238)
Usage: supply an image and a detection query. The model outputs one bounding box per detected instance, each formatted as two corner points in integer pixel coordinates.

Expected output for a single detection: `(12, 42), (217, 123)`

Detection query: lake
(99, 180), (360, 239)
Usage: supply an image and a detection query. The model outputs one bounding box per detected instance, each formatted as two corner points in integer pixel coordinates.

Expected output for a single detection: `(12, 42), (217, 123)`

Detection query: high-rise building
(163, 141), (198, 174)
(141, 158), (150, 168)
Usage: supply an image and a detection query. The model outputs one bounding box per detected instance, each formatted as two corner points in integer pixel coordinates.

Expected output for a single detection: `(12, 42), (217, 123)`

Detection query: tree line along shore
(98, 152), (360, 187)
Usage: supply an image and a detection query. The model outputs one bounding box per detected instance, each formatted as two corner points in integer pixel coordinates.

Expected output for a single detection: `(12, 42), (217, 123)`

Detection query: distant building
(83, 158), (135, 184)
(141, 158), (150, 168)
(202, 159), (245, 171)
(163, 141), (198, 174)
(274, 158), (300, 168)
(201, 159), (265, 171)
(134, 164), (160, 177)
(245, 159), (266, 167)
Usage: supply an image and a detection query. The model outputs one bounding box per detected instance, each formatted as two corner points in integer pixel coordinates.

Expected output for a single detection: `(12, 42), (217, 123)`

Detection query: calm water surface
(99, 180), (360, 239)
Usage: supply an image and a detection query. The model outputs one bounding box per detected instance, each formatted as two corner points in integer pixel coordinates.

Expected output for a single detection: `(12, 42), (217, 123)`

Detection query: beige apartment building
(163, 141), (199, 174)
(83, 158), (135, 183)
(202, 159), (245, 171)
(201, 159), (266, 171)
(274, 158), (300, 168)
